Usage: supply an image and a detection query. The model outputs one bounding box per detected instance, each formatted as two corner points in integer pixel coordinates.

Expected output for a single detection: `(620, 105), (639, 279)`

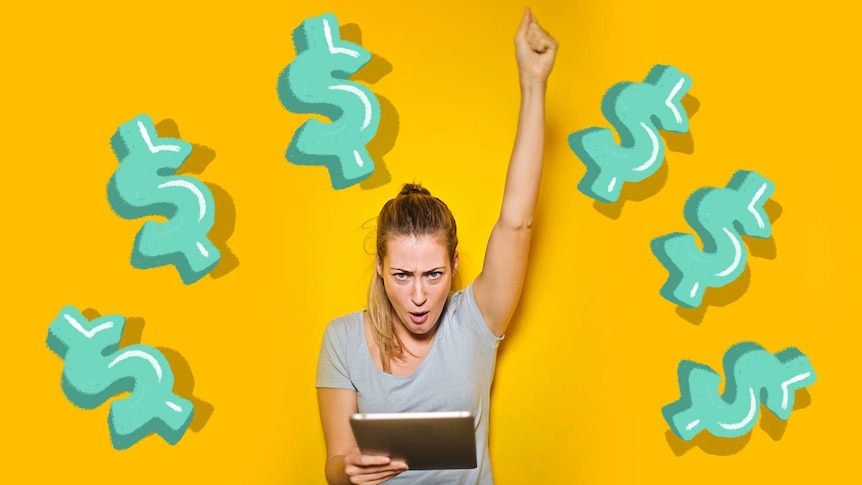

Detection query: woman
(316, 7), (558, 484)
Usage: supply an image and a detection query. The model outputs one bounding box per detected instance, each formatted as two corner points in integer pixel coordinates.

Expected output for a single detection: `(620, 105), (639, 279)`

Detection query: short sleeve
(457, 283), (506, 344)
(315, 321), (355, 390)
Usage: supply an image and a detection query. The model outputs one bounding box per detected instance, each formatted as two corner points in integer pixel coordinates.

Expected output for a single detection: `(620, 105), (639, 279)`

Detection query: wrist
(520, 77), (548, 96)
(519, 76), (547, 94)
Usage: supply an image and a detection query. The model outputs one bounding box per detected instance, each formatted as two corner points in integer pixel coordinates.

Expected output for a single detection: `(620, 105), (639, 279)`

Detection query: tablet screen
(349, 411), (477, 470)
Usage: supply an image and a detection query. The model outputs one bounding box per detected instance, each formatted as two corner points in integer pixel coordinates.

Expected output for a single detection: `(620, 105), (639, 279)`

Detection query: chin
(414, 322), (437, 335)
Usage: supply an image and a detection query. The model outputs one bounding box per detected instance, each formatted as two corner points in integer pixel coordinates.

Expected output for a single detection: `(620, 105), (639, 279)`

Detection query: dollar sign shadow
(592, 94), (701, 220)
(90, 308), (215, 435)
(674, 199), (783, 325)
(156, 119), (239, 278)
(339, 23), (399, 191)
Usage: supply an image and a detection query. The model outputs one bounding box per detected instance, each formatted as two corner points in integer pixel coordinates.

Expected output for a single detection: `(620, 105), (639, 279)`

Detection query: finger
(345, 463), (404, 476)
(367, 475), (399, 485)
(526, 26), (547, 51)
(345, 463), (393, 475)
(353, 454), (390, 467)
(516, 7), (531, 38)
(529, 6), (549, 31)
(527, 26), (557, 52)
(527, 20), (553, 40)
(354, 469), (404, 484)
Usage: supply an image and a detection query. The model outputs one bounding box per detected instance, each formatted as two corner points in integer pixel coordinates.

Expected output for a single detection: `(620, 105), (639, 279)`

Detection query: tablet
(349, 411), (477, 470)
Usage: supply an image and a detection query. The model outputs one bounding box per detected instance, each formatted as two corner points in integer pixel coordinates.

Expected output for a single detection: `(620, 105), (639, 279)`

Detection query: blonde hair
(368, 182), (458, 373)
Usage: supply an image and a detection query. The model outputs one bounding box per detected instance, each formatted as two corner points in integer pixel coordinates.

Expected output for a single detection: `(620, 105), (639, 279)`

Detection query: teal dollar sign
(663, 341), (816, 441)
(568, 65), (691, 203)
(108, 114), (220, 284)
(650, 170), (775, 308)
(46, 306), (194, 450)
(277, 12), (381, 190)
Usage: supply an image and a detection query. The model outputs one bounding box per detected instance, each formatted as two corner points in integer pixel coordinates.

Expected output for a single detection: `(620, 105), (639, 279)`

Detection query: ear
(452, 251), (459, 273)
(376, 254), (383, 277)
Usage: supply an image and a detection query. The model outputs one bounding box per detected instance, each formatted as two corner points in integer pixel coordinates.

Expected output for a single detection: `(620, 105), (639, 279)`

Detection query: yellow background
(3, 0), (859, 483)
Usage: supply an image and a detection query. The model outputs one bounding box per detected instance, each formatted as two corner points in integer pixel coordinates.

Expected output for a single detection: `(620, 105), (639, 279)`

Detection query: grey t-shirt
(316, 283), (504, 484)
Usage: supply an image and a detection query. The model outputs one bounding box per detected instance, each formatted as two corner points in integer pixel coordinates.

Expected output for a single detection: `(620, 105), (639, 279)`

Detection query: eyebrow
(390, 267), (446, 273)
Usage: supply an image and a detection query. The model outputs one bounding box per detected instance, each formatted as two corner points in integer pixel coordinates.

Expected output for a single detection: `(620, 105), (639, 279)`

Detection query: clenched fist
(515, 7), (559, 87)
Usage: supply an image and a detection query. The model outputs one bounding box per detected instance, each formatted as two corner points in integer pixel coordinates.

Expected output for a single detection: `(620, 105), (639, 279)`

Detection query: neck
(394, 319), (438, 354)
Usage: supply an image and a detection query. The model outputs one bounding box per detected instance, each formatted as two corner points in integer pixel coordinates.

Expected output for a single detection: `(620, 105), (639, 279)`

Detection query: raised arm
(472, 7), (558, 337)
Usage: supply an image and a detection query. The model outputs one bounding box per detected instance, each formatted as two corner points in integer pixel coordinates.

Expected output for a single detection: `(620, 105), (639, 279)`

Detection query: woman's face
(377, 234), (457, 338)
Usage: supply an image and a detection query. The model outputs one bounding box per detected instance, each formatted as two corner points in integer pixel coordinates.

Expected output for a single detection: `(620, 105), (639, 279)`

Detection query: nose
(410, 280), (427, 306)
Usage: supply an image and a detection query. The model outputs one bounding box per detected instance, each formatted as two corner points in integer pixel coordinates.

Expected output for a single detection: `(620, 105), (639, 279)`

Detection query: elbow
(498, 215), (533, 232)
(324, 455), (348, 485)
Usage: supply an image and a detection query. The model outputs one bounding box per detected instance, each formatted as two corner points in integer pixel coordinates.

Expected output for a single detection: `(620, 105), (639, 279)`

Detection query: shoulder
(323, 311), (365, 343)
(448, 284), (481, 321)
(445, 283), (504, 342)
(317, 311), (365, 388)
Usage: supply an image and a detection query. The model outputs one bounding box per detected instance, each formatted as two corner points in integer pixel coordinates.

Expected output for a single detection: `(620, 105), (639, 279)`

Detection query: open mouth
(409, 311), (429, 324)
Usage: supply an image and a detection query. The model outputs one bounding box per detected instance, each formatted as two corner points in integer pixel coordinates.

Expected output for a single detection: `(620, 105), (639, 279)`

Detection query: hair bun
(398, 183), (431, 197)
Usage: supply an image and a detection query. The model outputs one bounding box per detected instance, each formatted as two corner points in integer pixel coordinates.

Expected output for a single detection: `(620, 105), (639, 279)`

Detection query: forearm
(325, 455), (350, 485)
(499, 79), (547, 230)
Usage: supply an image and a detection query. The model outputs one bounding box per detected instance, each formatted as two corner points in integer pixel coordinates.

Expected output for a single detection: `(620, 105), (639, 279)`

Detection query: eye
(393, 272), (408, 280)
(428, 271), (442, 279)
